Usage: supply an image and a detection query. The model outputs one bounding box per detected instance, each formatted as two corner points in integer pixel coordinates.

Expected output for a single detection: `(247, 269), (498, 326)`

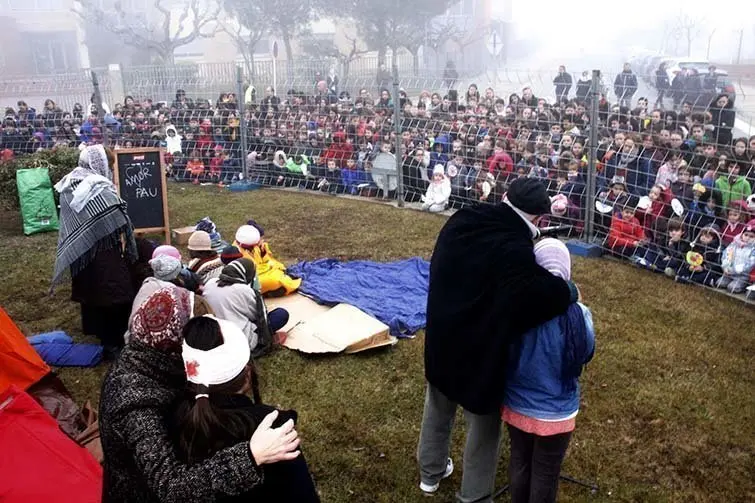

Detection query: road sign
(486, 29), (502, 56)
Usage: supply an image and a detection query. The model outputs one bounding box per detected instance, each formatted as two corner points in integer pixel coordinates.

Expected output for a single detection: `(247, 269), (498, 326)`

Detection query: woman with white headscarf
(52, 144), (137, 359)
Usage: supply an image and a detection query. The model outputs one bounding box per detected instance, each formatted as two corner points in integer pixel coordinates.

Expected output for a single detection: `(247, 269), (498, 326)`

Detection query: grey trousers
(417, 384), (503, 502)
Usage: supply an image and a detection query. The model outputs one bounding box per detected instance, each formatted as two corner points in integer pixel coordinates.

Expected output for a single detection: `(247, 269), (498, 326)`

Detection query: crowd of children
(6, 75), (755, 298)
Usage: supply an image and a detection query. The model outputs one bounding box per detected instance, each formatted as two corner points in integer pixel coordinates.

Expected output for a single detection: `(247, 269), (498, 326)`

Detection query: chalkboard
(113, 148), (170, 243)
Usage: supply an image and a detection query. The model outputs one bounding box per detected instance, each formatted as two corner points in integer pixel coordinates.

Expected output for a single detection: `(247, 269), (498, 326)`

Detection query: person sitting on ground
(202, 258), (290, 355)
(502, 238), (595, 503)
(187, 230), (224, 284)
(677, 224), (723, 287)
(173, 315), (319, 502)
(608, 196), (647, 258)
(100, 284), (303, 502)
(234, 224), (301, 297)
(716, 220), (755, 294)
(421, 165), (451, 213)
(152, 245), (202, 293)
(222, 245), (262, 291)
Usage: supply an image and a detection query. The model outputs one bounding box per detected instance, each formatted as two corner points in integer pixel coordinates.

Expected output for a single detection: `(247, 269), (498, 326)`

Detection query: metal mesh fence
(2, 62), (754, 303)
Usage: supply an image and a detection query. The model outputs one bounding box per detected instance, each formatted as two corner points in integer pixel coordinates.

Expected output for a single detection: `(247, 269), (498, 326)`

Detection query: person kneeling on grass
(174, 316), (319, 502)
(202, 258), (289, 356)
(421, 165), (451, 213)
(502, 238), (595, 503)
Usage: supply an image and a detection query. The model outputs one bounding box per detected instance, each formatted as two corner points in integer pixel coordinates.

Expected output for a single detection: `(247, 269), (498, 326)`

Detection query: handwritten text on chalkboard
(124, 155), (158, 199)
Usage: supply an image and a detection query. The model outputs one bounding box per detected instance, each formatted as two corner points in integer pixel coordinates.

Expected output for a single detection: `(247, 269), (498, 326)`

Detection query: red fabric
(486, 151), (514, 176)
(721, 221), (746, 247)
(608, 214), (646, 249)
(0, 385), (102, 502)
(209, 157), (223, 175)
(0, 307), (49, 394)
(322, 131), (354, 166)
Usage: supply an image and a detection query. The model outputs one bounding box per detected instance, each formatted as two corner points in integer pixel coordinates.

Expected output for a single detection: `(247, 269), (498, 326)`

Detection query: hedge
(0, 148), (80, 210)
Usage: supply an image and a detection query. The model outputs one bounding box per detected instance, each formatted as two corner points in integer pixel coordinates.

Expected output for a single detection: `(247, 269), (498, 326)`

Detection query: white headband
(182, 316), (251, 388)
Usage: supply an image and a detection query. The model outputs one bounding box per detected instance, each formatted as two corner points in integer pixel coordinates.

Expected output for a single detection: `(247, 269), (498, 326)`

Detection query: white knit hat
(182, 316), (251, 388)
(533, 238), (571, 280)
(235, 224), (261, 246)
(432, 164), (445, 176)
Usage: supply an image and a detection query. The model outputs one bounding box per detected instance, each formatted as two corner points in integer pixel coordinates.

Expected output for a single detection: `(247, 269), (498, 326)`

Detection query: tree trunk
(412, 50), (419, 77)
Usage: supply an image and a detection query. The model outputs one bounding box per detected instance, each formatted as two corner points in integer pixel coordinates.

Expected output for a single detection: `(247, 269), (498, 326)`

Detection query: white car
(665, 58), (728, 83)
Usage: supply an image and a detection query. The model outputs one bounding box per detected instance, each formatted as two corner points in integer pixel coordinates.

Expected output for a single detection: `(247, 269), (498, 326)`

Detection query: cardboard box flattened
(264, 293), (331, 334)
(283, 303), (397, 354)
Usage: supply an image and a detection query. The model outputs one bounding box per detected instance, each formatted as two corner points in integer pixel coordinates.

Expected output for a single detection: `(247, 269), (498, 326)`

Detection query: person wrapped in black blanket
(417, 178), (579, 501)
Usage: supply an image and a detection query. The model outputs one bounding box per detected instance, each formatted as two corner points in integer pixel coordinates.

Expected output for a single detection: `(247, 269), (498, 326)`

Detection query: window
(26, 31), (78, 74)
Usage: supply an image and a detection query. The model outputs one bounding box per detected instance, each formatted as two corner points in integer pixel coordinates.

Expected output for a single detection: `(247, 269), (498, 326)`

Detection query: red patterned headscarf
(130, 286), (193, 352)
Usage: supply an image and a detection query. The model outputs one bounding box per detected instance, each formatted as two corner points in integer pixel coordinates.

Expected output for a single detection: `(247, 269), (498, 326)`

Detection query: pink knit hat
(534, 238), (571, 280)
(152, 245), (182, 261)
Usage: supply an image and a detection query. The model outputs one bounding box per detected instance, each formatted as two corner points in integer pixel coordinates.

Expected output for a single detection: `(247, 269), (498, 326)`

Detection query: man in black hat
(417, 178), (579, 501)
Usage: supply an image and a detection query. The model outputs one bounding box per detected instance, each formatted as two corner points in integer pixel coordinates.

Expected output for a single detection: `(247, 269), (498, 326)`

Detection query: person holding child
(418, 178), (580, 502)
(502, 238), (595, 503)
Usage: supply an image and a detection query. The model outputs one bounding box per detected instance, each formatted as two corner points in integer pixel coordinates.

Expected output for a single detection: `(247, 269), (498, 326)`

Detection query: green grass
(1, 185), (754, 503)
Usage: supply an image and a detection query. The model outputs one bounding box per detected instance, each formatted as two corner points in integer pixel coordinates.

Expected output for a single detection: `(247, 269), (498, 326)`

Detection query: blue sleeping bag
(287, 258), (430, 337)
(28, 331), (103, 367)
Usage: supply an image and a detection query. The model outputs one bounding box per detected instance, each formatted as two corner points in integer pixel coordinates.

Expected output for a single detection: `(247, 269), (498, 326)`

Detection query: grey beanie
(149, 255), (182, 282)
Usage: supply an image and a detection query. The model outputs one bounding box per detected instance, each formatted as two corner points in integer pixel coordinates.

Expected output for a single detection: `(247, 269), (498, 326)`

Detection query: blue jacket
(504, 303), (595, 420)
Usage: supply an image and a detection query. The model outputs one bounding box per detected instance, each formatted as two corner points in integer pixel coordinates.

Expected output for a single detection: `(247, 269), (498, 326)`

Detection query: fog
(496, 0), (755, 70)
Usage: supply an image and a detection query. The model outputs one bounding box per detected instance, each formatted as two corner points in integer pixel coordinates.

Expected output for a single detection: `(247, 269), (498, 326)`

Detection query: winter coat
(100, 342), (262, 503)
(722, 221), (746, 247)
(614, 71), (638, 99)
(425, 202), (576, 414)
(503, 303), (595, 420)
(575, 78), (592, 101)
(553, 72), (573, 99)
(655, 69), (670, 90)
(709, 97), (735, 148)
(721, 235), (755, 278)
(71, 246), (135, 307)
(423, 177), (451, 207)
(714, 175), (752, 208)
(608, 214), (646, 249)
(202, 278), (260, 350)
(165, 126), (182, 154)
(688, 226), (723, 274)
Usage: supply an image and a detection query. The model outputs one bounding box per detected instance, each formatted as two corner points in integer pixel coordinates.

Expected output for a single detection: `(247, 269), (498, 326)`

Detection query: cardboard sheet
(266, 295), (397, 354)
(264, 293), (331, 334)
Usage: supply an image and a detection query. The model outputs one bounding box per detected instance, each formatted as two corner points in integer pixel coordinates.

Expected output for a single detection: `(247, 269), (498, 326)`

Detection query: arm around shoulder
(121, 405), (262, 502)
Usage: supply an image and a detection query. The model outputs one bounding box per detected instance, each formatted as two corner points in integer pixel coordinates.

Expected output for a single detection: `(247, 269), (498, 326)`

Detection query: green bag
(16, 168), (59, 236)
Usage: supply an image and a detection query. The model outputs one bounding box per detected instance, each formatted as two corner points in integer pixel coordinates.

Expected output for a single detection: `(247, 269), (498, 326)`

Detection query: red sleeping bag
(0, 385), (102, 503)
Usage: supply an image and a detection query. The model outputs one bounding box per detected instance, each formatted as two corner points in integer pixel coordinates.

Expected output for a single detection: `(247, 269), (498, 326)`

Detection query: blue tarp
(287, 258), (430, 337)
(28, 331), (103, 367)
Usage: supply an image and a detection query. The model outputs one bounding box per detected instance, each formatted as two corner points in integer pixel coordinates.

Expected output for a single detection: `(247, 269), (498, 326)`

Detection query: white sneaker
(419, 458), (454, 494)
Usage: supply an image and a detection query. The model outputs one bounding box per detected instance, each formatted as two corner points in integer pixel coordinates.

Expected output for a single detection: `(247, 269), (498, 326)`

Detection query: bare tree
(706, 28), (717, 60)
(217, 17), (265, 78)
(224, 0), (315, 63)
(74, 0), (220, 64)
(448, 18), (486, 69)
(674, 12), (703, 57)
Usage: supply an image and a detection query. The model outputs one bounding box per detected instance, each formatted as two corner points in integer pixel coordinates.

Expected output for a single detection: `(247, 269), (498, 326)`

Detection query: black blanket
(424, 203), (574, 414)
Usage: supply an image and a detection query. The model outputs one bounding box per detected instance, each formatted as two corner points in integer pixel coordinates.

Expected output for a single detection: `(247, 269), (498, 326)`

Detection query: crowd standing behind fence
(2, 62), (755, 303)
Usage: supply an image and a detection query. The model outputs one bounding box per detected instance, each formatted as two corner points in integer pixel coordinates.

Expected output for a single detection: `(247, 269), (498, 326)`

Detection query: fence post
(91, 71), (110, 148)
(392, 62), (404, 207)
(237, 65), (248, 180)
(583, 69), (600, 243)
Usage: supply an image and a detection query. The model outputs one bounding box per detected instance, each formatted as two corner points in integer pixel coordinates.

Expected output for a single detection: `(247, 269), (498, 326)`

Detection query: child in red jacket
(608, 195), (648, 258)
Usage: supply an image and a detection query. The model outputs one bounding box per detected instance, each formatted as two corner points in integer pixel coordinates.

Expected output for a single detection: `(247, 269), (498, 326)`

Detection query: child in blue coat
(502, 238), (595, 503)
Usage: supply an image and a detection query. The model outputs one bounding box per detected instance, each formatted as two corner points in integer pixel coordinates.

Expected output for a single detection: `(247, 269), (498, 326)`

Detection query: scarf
(130, 284), (193, 353)
(217, 258), (255, 287)
(51, 145), (136, 289)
